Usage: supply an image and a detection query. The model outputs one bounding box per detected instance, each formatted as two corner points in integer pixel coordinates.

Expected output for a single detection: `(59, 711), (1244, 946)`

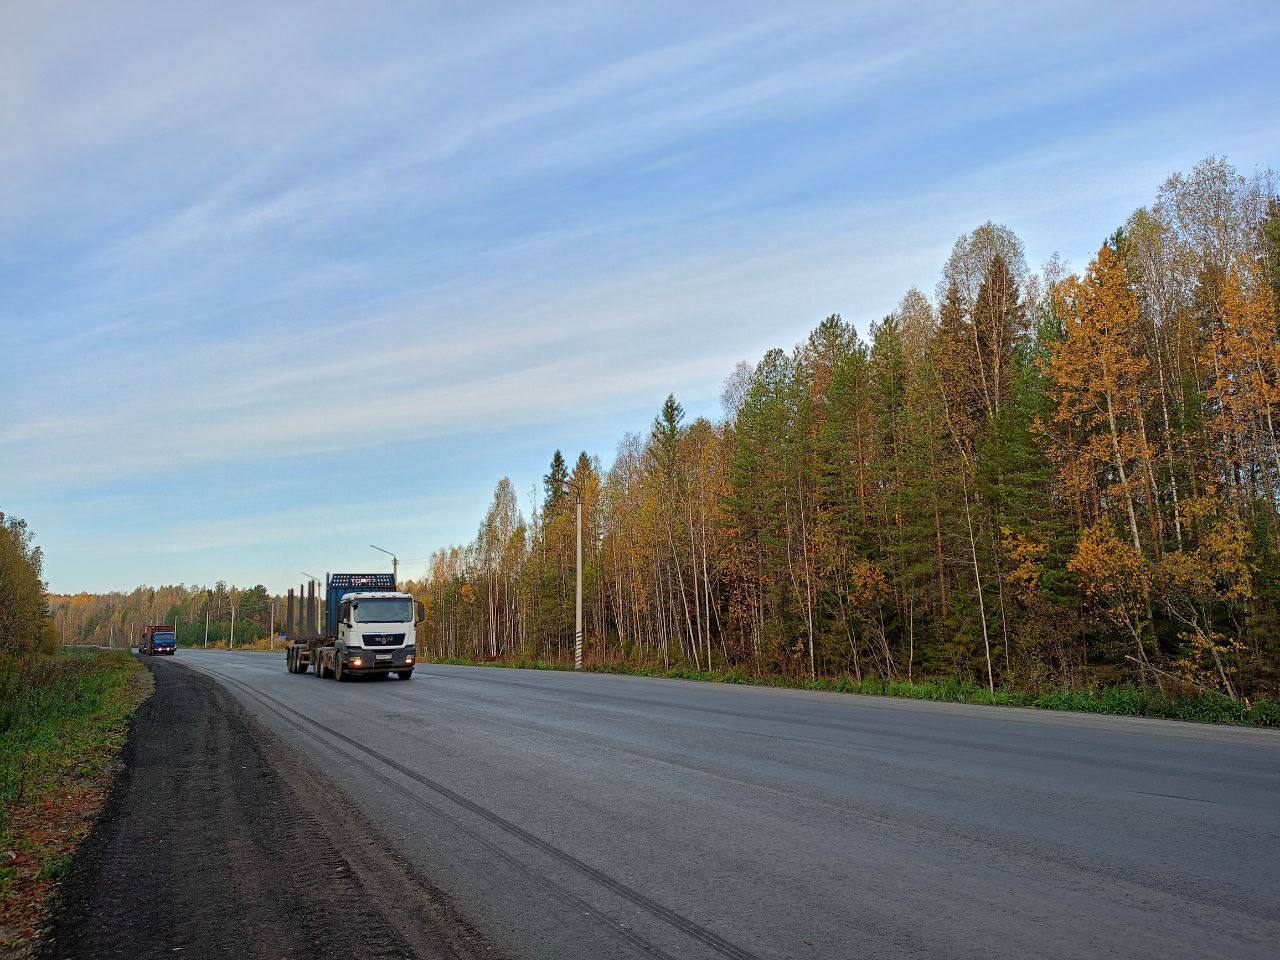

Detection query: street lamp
(561, 478), (584, 671)
(370, 545), (399, 583)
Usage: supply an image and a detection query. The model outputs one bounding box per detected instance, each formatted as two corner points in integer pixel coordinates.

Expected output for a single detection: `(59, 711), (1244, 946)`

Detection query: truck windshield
(354, 598), (413, 623)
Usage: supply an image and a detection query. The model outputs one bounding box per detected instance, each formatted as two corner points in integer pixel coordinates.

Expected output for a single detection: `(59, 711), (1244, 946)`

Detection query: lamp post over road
(370, 545), (399, 583)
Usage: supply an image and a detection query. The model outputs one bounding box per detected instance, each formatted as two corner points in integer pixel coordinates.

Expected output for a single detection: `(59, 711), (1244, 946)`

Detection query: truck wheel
(335, 659), (347, 682)
(287, 651), (296, 673)
(396, 669), (413, 680)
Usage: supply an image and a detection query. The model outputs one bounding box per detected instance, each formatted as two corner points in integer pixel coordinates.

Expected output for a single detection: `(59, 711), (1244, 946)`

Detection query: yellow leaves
(1201, 518), (1254, 605)
(1001, 527), (1045, 600)
(1205, 267), (1280, 443)
(1045, 244), (1148, 428)
(1156, 505), (1254, 609)
(847, 558), (889, 607)
(1068, 523), (1149, 625)
(1042, 245), (1158, 545)
(1171, 628), (1245, 694)
(1158, 509), (1252, 699)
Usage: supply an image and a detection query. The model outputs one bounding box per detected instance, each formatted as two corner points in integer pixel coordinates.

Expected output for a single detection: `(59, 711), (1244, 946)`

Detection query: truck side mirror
(416, 601), (425, 623)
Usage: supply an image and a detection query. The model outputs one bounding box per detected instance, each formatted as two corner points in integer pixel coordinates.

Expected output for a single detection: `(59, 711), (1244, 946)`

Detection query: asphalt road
(42, 659), (491, 960)
(181, 650), (1280, 960)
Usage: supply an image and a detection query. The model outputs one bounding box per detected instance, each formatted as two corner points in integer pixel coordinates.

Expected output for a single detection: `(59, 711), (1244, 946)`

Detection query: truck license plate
(375, 654), (392, 661)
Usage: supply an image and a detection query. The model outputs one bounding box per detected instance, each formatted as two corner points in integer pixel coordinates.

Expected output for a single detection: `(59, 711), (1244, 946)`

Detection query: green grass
(0, 648), (150, 944)
(0, 649), (144, 817)
(427, 656), (1280, 728)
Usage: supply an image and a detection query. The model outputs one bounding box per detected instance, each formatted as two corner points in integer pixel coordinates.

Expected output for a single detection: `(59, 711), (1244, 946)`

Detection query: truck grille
(362, 633), (405, 647)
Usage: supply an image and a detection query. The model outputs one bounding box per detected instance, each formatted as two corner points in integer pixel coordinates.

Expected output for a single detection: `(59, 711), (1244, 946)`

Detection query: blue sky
(3, 1), (1278, 594)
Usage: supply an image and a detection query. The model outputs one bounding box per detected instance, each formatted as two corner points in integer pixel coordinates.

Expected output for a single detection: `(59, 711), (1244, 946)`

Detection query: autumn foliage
(414, 158), (1280, 703)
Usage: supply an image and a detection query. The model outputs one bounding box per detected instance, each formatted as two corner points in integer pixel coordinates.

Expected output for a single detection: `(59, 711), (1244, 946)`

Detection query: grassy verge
(427, 656), (1280, 728)
(177, 638), (279, 652)
(0, 649), (152, 953)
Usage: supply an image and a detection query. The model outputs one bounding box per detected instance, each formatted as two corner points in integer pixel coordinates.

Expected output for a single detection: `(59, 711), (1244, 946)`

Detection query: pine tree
(544, 450), (569, 517)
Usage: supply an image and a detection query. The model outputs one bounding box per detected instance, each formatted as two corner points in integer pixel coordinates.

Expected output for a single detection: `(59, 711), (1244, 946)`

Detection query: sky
(3, 1), (1279, 594)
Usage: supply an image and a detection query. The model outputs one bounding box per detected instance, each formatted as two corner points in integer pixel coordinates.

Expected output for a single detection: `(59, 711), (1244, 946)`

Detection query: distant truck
(139, 624), (177, 656)
(286, 573), (420, 681)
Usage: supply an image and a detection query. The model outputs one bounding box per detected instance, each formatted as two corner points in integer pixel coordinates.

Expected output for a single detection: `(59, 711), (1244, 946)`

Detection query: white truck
(286, 573), (420, 681)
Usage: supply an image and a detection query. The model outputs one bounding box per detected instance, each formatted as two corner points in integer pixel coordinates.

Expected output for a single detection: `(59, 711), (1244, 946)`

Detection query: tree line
(50, 582), (277, 650)
(409, 157), (1280, 702)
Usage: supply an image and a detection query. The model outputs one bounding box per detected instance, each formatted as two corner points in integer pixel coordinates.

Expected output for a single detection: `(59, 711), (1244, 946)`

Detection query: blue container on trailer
(324, 573), (397, 636)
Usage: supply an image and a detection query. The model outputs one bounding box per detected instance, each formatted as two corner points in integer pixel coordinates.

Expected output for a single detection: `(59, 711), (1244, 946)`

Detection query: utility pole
(561, 478), (584, 670)
(203, 606), (210, 648)
(576, 493), (583, 670)
(229, 601), (236, 650)
(269, 599), (275, 651)
(370, 545), (399, 583)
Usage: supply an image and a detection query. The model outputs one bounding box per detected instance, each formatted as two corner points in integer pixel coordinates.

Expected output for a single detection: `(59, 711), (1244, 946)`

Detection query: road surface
(41, 659), (489, 960)
(180, 650), (1280, 960)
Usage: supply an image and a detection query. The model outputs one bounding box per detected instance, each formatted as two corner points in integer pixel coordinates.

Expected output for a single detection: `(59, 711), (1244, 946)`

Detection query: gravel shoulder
(39, 657), (497, 960)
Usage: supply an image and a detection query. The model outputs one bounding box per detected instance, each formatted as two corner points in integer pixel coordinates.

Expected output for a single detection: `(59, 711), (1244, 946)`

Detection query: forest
(50, 582), (276, 652)
(409, 157), (1280, 704)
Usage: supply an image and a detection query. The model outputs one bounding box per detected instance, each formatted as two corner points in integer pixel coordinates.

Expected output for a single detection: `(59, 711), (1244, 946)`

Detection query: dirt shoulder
(39, 658), (496, 960)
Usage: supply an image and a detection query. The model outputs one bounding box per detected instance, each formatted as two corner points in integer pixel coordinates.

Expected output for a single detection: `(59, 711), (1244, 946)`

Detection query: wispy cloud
(3, 0), (1278, 591)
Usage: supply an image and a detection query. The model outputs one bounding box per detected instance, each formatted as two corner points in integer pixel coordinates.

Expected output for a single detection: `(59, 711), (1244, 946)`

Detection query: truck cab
(140, 624), (176, 656)
(334, 591), (418, 678)
(285, 573), (421, 680)
(150, 629), (177, 655)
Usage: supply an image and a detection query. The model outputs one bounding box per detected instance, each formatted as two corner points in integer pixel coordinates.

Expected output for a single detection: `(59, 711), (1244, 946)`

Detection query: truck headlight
(350, 657), (364, 667)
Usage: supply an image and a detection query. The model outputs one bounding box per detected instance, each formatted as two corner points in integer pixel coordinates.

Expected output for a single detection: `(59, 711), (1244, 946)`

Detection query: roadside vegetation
(0, 511), (152, 953)
(410, 158), (1280, 717)
(49, 581), (276, 651)
(0, 651), (150, 951)
(37, 157), (1280, 730)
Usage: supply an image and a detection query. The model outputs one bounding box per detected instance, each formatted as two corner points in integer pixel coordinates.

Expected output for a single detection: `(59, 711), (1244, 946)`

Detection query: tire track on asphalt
(198, 664), (763, 960)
